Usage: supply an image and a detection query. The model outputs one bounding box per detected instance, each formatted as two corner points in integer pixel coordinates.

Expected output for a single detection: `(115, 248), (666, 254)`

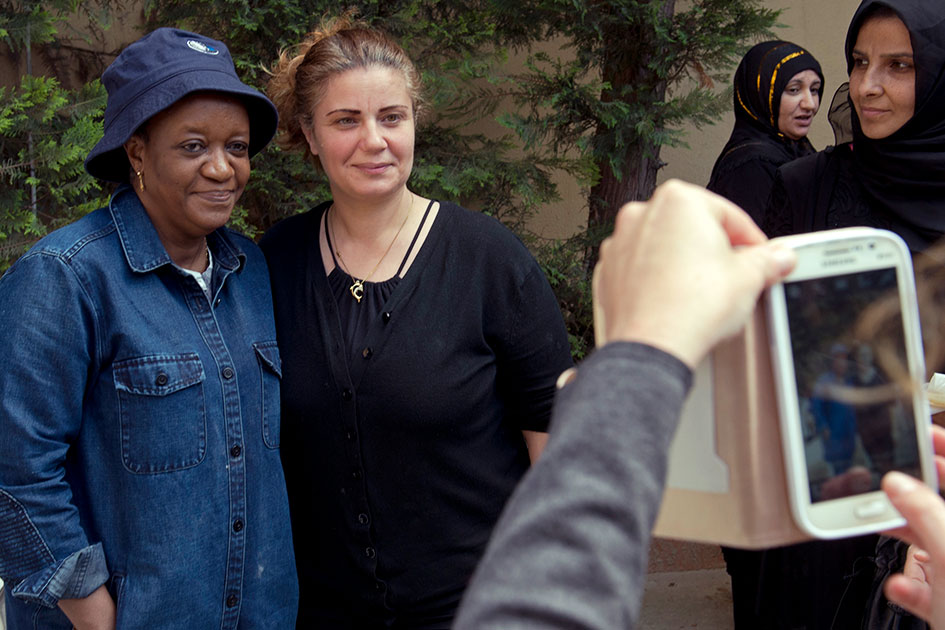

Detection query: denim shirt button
(214, 297), (221, 307)
(358, 513), (370, 525)
(382, 312), (391, 324)
(342, 389), (353, 401)
(232, 519), (244, 532)
(230, 444), (242, 458)
(221, 367), (235, 380)
(365, 546), (376, 559)
(154, 373), (168, 386)
(226, 594), (239, 608)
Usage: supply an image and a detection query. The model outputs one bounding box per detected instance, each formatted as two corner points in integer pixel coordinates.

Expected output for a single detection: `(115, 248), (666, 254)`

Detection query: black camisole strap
(394, 199), (435, 277)
(324, 210), (341, 269)
(324, 199), (435, 279)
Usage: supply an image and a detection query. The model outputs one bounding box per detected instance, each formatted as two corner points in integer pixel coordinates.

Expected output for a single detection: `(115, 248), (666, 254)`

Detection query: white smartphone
(766, 227), (937, 539)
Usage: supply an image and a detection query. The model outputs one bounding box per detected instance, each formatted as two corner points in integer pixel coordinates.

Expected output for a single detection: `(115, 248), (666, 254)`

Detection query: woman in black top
(260, 15), (573, 629)
(707, 40), (823, 223)
(761, 1), (945, 628)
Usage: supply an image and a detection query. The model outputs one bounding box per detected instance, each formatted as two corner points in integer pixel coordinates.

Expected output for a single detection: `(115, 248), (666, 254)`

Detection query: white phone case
(766, 227), (937, 539)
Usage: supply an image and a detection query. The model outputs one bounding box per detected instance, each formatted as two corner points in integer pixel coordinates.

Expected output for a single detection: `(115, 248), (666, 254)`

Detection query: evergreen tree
(0, 1), (119, 268)
(497, 0), (780, 230)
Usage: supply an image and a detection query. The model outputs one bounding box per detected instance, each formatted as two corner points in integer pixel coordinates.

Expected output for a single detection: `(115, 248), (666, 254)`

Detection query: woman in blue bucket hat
(0, 28), (297, 629)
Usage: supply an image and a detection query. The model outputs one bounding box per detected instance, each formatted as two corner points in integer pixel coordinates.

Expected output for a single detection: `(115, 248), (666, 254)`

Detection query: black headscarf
(708, 41), (824, 217)
(846, 0), (945, 248)
(731, 40), (824, 150)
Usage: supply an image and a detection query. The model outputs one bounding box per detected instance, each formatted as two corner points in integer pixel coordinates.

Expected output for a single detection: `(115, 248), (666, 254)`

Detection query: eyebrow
(325, 104), (410, 116)
(851, 48), (914, 59)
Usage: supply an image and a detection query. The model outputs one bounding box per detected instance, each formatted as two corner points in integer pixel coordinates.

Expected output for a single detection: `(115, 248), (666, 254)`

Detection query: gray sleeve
(454, 342), (693, 630)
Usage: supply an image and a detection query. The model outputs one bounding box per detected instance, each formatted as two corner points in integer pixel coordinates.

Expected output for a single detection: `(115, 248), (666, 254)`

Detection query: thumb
(883, 472), (945, 561)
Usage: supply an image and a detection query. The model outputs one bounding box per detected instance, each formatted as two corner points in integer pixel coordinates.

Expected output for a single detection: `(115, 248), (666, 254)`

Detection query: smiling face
(124, 92), (250, 248)
(849, 14), (916, 140)
(777, 69), (822, 140)
(301, 66), (415, 205)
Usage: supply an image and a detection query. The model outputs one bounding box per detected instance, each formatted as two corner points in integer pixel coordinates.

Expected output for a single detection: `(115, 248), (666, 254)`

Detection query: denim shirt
(0, 186), (298, 628)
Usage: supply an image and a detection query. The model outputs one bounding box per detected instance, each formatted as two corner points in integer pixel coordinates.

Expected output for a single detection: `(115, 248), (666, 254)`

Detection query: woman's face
(124, 93), (250, 244)
(778, 69), (822, 140)
(849, 14), (916, 139)
(302, 66), (415, 205)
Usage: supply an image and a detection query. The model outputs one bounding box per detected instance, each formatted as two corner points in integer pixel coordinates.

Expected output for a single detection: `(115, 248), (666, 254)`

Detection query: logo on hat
(187, 40), (219, 55)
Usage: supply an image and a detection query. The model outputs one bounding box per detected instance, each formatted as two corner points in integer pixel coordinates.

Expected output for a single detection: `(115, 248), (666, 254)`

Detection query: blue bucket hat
(84, 27), (278, 182)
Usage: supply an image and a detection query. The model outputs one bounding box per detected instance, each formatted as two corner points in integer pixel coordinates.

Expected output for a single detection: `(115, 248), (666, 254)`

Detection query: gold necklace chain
(330, 202), (412, 304)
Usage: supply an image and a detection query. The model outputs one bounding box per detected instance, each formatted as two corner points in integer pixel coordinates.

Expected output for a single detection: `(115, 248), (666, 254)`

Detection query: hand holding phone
(766, 227), (937, 539)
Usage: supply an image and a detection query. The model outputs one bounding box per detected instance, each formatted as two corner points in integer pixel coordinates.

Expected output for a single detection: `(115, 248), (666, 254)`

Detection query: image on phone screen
(783, 267), (922, 503)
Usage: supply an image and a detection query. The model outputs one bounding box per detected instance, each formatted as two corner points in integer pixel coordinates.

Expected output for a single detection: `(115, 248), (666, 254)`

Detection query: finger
(730, 241), (798, 294)
(652, 180), (767, 248)
(714, 198), (768, 248)
(881, 524), (918, 547)
(884, 574), (933, 622)
(882, 472), (945, 560)
(611, 200), (648, 238)
(932, 424), (945, 456)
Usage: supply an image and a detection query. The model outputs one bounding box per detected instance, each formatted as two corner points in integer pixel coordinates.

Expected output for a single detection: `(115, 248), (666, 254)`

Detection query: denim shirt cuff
(11, 542), (108, 608)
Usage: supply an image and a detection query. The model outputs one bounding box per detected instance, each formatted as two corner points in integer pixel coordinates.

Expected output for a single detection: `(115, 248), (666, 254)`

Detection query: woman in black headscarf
(765, 0), (945, 248)
(760, 1), (945, 629)
(707, 40), (824, 223)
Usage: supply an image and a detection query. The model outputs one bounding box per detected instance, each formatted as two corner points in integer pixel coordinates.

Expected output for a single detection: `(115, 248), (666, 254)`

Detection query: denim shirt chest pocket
(113, 353), (207, 473)
(253, 341), (282, 449)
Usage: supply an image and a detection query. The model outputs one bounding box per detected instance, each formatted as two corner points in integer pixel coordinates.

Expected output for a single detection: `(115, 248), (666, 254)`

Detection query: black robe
(707, 40), (823, 223)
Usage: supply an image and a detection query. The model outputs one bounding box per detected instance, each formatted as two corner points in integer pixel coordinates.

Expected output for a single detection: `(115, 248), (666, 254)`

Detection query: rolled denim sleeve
(0, 251), (108, 607)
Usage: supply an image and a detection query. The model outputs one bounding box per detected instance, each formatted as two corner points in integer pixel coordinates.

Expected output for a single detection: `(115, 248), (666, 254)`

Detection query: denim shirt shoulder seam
(33, 241), (110, 379)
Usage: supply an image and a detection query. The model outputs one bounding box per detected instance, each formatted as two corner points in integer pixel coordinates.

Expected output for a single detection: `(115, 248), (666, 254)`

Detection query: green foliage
(0, 1), (120, 269)
(0, 73), (108, 268)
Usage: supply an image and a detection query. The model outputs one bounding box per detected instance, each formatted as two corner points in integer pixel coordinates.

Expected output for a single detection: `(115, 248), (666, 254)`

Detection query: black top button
(222, 367), (235, 380)
(358, 513), (370, 525)
(233, 519), (244, 532)
(345, 432), (354, 441)
(155, 373), (168, 386)
(226, 594), (238, 607)
(230, 444), (242, 458)
(382, 312), (391, 323)
(365, 547), (376, 559)
(342, 389), (353, 401)
(362, 347), (373, 359)
(352, 470), (362, 480)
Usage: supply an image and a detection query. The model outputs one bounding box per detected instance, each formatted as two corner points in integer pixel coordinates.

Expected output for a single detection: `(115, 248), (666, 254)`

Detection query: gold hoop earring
(136, 170), (145, 192)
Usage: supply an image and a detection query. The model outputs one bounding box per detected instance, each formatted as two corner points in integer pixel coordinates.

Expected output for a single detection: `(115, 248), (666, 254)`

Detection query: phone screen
(783, 267), (923, 503)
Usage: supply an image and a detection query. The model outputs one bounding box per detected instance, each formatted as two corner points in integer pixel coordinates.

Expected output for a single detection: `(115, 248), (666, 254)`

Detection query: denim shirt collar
(108, 184), (246, 274)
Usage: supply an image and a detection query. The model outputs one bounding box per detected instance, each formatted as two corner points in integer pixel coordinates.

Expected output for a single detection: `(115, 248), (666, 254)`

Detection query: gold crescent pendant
(349, 280), (365, 303)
